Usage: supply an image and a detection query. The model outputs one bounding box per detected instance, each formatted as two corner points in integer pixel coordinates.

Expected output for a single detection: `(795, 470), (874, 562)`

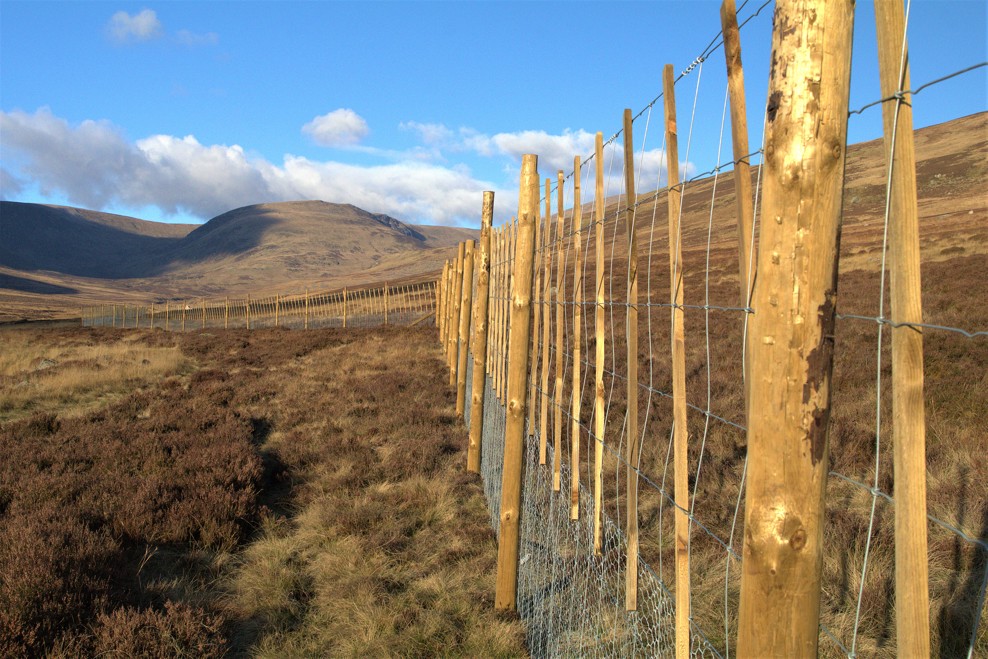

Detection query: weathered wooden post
(275, 294), (280, 327)
(468, 192), (494, 473)
(737, 1), (853, 655)
(721, 0), (757, 311)
(182, 303), (186, 332)
(570, 156), (584, 521)
(664, 64), (690, 659)
(623, 107), (641, 612)
(449, 242), (466, 387)
(225, 297), (229, 329)
(305, 289), (310, 329)
(384, 282), (389, 326)
(495, 153), (538, 611)
(553, 170), (566, 493)
(165, 301), (169, 331)
(150, 303), (155, 330)
(875, 0), (930, 654)
(246, 295), (251, 330)
(456, 243), (475, 418)
(539, 178), (554, 465)
(343, 287), (348, 328)
(593, 132), (606, 555)
(202, 298), (207, 330)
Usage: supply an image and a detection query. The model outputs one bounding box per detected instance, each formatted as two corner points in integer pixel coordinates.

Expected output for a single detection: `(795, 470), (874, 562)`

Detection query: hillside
(0, 201), (476, 321)
(2, 112), (985, 322)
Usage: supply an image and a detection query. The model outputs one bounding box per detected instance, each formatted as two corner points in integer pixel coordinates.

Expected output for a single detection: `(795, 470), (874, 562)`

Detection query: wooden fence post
(202, 298), (207, 330)
(384, 282), (389, 326)
(165, 302), (169, 331)
(182, 304), (186, 332)
(664, 64), (690, 659)
(246, 295), (251, 330)
(623, 107), (641, 612)
(468, 192), (494, 473)
(570, 156), (584, 521)
(305, 289), (310, 329)
(527, 185), (544, 439)
(275, 294), (280, 327)
(553, 171), (566, 493)
(225, 297), (229, 329)
(449, 242), (466, 387)
(343, 287), (347, 328)
(593, 132), (606, 556)
(875, 0), (930, 654)
(540, 178), (553, 465)
(737, 1), (854, 655)
(456, 242), (476, 418)
(495, 153), (539, 611)
(721, 0), (756, 312)
(150, 303), (155, 330)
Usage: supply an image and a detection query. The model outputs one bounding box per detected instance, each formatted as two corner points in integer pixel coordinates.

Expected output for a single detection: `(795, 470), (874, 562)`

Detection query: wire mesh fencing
(439, 1), (986, 656)
(81, 281), (438, 331)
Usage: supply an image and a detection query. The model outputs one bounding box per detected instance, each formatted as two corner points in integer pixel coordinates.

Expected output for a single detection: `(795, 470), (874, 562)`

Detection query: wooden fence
(81, 281), (437, 331)
(437, 1), (986, 656)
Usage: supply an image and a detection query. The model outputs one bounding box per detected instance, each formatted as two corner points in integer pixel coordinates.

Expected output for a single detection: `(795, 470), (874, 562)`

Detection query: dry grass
(0, 328), (189, 421)
(0, 326), (527, 657)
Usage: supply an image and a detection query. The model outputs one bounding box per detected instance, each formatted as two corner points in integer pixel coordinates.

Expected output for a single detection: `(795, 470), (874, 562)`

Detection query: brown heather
(0, 326), (526, 657)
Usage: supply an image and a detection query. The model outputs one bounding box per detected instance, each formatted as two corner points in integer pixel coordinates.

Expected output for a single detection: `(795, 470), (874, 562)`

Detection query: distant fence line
(81, 281), (438, 331)
(438, 1), (986, 658)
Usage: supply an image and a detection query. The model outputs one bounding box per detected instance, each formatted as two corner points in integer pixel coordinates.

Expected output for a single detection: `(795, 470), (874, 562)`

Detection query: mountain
(0, 200), (477, 321)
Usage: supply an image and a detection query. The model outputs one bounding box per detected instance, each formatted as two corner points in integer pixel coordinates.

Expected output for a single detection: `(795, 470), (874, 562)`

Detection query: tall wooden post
(623, 107), (641, 612)
(275, 294), (280, 327)
(182, 304), (186, 332)
(570, 155), (584, 521)
(721, 0), (756, 311)
(527, 182), (544, 439)
(343, 288), (348, 328)
(664, 64), (690, 659)
(305, 289), (310, 329)
(150, 303), (155, 330)
(456, 242), (475, 418)
(202, 298), (207, 329)
(112, 304), (117, 328)
(593, 132), (606, 555)
(165, 302), (169, 331)
(225, 297), (229, 329)
(384, 282), (389, 326)
(875, 0), (930, 654)
(553, 170), (566, 493)
(737, 2), (854, 655)
(495, 153), (539, 611)
(449, 242), (466, 387)
(246, 295), (251, 330)
(539, 178), (554, 466)
(468, 193), (495, 473)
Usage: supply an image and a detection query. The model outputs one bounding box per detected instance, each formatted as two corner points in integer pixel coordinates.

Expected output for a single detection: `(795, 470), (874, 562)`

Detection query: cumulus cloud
(106, 8), (163, 43)
(302, 109), (370, 148)
(0, 108), (505, 226)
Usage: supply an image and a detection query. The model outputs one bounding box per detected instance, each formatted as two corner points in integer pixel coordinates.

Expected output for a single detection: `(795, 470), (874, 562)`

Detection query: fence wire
(451, 2), (987, 656)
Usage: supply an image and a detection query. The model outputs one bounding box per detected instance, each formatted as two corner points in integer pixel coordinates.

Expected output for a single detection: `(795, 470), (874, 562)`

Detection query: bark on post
(570, 155), (584, 521)
(664, 64), (690, 659)
(875, 0), (931, 654)
(456, 243), (476, 418)
(593, 132), (606, 555)
(737, 2), (854, 655)
(623, 107), (640, 612)
(468, 192), (495, 473)
(495, 153), (539, 611)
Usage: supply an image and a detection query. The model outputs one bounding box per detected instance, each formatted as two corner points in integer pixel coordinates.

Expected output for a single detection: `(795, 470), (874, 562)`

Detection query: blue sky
(1, 1), (985, 228)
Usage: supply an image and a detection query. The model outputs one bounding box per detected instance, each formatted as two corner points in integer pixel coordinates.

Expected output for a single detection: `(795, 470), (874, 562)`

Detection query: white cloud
(1, 167), (25, 199)
(399, 121), (453, 146)
(176, 29), (219, 47)
(0, 108), (506, 226)
(302, 109), (370, 148)
(106, 8), (163, 43)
